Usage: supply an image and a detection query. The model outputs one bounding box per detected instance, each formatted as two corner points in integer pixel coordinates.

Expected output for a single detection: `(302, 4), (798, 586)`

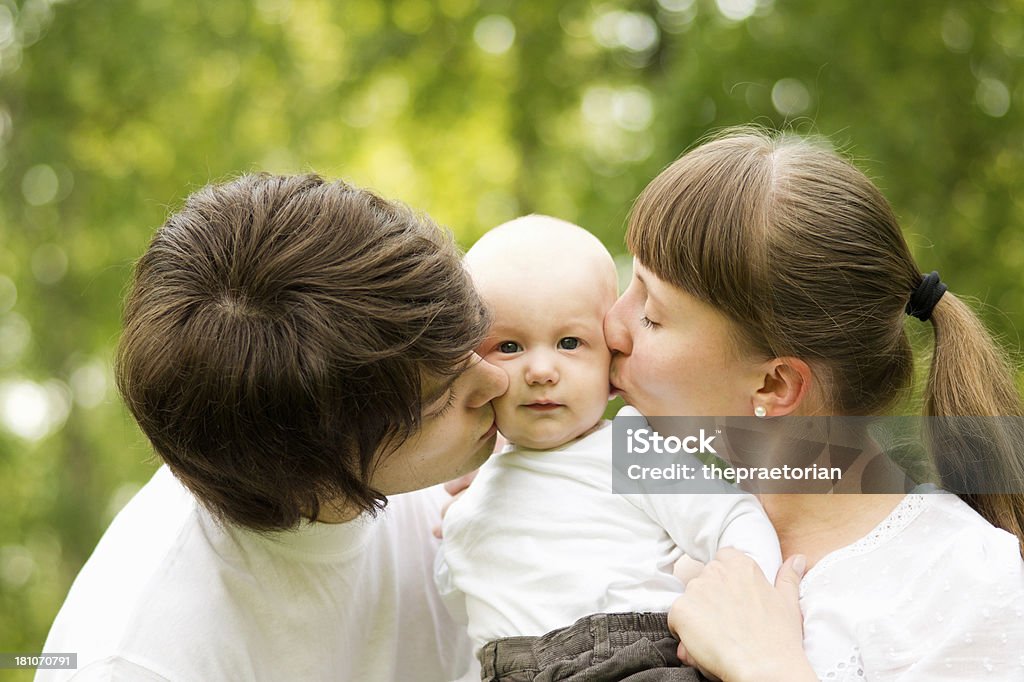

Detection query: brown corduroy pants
(478, 612), (710, 682)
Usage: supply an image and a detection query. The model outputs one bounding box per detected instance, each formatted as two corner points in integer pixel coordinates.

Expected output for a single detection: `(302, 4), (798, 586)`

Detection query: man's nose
(466, 355), (509, 408)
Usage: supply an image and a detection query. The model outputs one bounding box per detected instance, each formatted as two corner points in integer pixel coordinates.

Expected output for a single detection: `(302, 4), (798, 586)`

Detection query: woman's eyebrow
(635, 271), (647, 288)
(634, 272), (663, 310)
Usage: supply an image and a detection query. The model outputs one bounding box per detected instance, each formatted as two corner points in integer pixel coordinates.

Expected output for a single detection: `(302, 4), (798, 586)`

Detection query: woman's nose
(604, 295), (634, 356)
(465, 355), (509, 408)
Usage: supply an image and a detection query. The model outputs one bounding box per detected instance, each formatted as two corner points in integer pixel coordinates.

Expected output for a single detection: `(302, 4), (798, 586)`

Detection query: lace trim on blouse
(799, 494), (927, 599)
(820, 646), (865, 680)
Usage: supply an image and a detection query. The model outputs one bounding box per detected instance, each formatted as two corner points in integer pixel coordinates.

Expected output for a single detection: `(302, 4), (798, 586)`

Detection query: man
(39, 174), (508, 681)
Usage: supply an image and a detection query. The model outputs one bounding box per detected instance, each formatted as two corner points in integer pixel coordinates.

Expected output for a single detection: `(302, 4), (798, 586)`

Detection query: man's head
(465, 215), (616, 450)
(117, 174), (507, 530)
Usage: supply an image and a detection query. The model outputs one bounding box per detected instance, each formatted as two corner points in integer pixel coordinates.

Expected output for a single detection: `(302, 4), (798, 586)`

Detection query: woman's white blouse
(801, 493), (1024, 680)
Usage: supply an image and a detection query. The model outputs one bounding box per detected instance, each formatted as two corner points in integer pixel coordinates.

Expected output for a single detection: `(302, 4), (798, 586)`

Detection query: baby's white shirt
(436, 407), (782, 652)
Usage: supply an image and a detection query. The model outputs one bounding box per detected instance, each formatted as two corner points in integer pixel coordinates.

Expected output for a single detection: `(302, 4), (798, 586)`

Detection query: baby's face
(476, 278), (612, 450)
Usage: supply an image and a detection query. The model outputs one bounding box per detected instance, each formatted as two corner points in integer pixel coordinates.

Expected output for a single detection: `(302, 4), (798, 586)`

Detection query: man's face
(368, 354), (509, 494)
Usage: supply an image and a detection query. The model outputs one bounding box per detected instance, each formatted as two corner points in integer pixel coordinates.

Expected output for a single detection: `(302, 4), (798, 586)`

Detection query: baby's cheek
(590, 359), (613, 398)
(490, 392), (521, 435)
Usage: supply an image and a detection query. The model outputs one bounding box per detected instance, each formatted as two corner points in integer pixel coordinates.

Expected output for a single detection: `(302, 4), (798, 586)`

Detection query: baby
(436, 215), (782, 657)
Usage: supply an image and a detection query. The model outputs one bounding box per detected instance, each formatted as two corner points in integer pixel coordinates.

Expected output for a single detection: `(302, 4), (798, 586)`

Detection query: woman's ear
(754, 357), (813, 417)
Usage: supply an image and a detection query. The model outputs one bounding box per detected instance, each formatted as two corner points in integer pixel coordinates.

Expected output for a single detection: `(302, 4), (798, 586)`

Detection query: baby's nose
(524, 355), (558, 385)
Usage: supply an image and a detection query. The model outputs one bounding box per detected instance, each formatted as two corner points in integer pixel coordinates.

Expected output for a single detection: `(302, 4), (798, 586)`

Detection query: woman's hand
(668, 549), (817, 682)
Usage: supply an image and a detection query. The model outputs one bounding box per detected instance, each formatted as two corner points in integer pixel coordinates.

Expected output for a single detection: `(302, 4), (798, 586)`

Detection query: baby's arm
(628, 491), (782, 583)
(433, 542), (469, 626)
(714, 497), (783, 581)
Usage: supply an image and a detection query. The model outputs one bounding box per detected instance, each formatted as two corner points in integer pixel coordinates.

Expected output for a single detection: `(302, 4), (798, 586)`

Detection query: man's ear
(754, 357), (813, 417)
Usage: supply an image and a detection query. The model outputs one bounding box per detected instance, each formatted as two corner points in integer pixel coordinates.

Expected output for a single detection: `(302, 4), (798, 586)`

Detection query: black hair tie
(905, 271), (947, 322)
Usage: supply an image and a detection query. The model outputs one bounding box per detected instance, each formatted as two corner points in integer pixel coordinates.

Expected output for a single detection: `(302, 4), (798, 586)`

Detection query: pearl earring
(754, 405), (767, 418)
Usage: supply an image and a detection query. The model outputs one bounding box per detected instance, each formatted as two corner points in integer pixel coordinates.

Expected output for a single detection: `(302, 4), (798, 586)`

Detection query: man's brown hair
(117, 174), (489, 531)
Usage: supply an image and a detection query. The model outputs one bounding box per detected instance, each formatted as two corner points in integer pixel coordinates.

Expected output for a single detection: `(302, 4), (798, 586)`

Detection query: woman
(605, 129), (1024, 680)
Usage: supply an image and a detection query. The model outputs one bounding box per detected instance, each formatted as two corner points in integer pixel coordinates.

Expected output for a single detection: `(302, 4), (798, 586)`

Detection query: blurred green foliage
(1, 0), (1023, 671)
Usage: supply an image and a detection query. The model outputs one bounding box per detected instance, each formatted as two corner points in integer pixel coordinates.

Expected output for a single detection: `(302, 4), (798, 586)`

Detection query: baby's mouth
(523, 401), (563, 411)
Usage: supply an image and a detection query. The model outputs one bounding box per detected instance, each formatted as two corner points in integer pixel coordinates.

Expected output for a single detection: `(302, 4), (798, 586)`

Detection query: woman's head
(607, 127), (1024, 552)
(610, 129), (921, 417)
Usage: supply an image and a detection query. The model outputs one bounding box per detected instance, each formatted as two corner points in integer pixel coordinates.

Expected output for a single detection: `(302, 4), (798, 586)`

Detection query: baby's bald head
(466, 215), (617, 309)
(465, 215), (617, 450)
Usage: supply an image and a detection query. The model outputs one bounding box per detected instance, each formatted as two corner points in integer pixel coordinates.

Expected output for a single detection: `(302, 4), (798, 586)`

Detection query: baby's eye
(558, 337), (580, 350)
(498, 341), (522, 354)
(640, 315), (659, 329)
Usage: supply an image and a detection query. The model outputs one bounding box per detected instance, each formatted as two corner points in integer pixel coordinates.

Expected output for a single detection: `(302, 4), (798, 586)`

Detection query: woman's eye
(558, 337), (580, 350)
(640, 315), (659, 329)
(498, 341), (522, 354)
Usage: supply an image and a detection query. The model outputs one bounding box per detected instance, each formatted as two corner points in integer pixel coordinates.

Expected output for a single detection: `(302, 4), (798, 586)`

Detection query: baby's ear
(754, 357), (812, 417)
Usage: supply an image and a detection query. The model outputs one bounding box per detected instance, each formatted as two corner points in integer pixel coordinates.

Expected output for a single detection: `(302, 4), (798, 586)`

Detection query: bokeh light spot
(474, 15), (515, 55)
(0, 6), (14, 50)
(0, 379), (71, 441)
(771, 78), (811, 116)
(393, 0), (434, 34)
(0, 313), (30, 368)
(715, 0), (757, 22)
(592, 10), (659, 53)
(22, 164), (59, 206)
(657, 0), (696, 11)
(70, 359), (109, 409)
(583, 85), (654, 131)
(977, 78), (1011, 118)
(613, 87), (654, 131)
(0, 105), (12, 144)
(941, 10), (973, 53)
(256, 0), (291, 25)
(31, 244), (68, 284)
(0, 545), (35, 588)
(0, 275), (15, 313)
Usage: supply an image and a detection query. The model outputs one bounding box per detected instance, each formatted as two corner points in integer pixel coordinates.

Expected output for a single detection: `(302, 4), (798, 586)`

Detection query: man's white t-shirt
(38, 466), (474, 682)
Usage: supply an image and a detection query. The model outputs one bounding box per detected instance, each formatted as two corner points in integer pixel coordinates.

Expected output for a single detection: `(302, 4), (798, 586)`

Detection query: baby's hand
(672, 555), (705, 587)
(431, 435), (506, 538)
(444, 470), (478, 498)
(491, 432), (508, 454)
(432, 470), (479, 539)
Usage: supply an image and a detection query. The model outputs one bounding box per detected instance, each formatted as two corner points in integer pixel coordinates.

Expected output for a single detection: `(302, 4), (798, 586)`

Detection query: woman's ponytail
(926, 292), (1024, 555)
